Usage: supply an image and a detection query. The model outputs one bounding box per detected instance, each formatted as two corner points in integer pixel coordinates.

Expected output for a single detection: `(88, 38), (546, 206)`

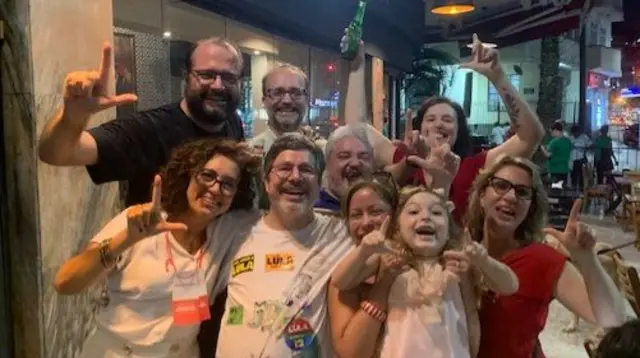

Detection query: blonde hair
(464, 155), (548, 245)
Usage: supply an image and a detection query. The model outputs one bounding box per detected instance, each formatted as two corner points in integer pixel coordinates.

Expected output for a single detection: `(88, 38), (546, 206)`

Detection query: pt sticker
(232, 254), (254, 277)
(226, 305), (244, 325)
(265, 253), (294, 272)
(284, 318), (319, 356)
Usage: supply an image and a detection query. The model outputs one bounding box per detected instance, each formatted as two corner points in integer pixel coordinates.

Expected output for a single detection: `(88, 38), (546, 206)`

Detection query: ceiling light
(253, 50), (261, 55)
(431, 0), (475, 15)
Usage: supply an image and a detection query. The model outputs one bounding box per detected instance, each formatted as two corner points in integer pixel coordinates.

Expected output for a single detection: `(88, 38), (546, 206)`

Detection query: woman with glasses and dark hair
(464, 155), (626, 358)
(53, 138), (260, 358)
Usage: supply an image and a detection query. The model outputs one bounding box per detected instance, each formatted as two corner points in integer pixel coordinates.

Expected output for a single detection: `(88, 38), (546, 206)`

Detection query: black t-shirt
(86, 102), (244, 206)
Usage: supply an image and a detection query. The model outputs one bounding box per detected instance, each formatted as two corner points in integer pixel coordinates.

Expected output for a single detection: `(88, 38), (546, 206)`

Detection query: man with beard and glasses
(38, 38), (245, 206)
(214, 133), (353, 357)
(249, 64), (327, 155)
(314, 123), (375, 214)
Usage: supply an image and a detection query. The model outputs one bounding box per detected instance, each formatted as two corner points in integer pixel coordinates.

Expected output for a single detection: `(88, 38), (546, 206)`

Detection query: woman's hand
(544, 199), (596, 260)
(406, 131), (460, 191)
(126, 175), (188, 243)
(377, 254), (410, 282)
(442, 250), (471, 283)
(460, 33), (506, 84)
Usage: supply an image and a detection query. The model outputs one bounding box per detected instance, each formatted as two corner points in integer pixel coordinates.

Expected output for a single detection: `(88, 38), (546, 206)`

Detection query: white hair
(322, 123), (375, 190)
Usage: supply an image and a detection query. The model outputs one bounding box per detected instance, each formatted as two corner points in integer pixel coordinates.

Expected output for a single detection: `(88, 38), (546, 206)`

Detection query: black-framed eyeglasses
(196, 169), (238, 195)
(265, 87), (308, 101)
(488, 176), (534, 200)
(191, 69), (239, 86)
(270, 163), (317, 180)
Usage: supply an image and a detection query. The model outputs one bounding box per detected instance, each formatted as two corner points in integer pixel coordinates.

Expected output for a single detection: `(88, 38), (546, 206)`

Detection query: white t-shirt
(91, 208), (260, 347)
(216, 214), (353, 358)
(379, 270), (470, 358)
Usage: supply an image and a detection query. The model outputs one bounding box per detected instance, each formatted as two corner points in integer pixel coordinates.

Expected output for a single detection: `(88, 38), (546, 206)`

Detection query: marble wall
(2, 0), (120, 357)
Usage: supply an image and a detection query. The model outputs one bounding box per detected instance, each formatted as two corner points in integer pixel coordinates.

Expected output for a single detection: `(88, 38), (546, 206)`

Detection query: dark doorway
(0, 19), (16, 358)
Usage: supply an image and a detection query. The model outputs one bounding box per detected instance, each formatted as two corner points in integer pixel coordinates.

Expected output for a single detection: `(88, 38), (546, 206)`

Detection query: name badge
(265, 253), (294, 272)
(171, 270), (211, 326)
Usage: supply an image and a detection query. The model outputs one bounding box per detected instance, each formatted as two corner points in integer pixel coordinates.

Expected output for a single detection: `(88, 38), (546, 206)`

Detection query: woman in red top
(465, 155), (626, 358)
(391, 35), (544, 224)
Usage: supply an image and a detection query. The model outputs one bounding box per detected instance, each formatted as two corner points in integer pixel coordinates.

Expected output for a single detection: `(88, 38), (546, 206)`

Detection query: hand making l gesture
(460, 34), (505, 84)
(126, 175), (187, 242)
(544, 199), (597, 259)
(406, 131), (461, 192)
(63, 43), (138, 119)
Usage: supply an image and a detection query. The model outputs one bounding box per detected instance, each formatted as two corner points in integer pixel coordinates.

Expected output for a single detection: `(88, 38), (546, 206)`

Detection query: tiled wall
(114, 27), (173, 111)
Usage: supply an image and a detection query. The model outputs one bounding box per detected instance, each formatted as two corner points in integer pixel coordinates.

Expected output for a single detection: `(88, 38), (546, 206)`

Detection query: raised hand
(63, 43), (138, 119)
(459, 34), (505, 83)
(359, 217), (405, 257)
(543, 199), (596, 257)
(377, 253), (410, 280)
(406, 131), (460, 190)
(126, 175), (187, 242)
(341, 28), (365, 70)
(441, 249), (471, 283)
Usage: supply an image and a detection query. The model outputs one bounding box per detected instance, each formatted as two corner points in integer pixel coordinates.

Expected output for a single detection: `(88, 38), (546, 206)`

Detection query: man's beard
(184, 87), (240, 126)
(268, 108), (303, 134)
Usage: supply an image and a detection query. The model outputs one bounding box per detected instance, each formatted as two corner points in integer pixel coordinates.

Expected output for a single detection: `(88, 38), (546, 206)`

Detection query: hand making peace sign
(460, 34), (506, 84)
(126, 175), (187, 242)
(543, 199), (597, 257)
(63, 43), (138, 119)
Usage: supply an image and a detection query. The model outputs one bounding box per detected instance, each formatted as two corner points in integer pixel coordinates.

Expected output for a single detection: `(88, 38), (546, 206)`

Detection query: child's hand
(441, 250), (470, 283)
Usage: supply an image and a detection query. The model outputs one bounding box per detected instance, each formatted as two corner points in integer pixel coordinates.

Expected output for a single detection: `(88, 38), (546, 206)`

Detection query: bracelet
(98, 238), (114, 268)
(360, 300), (387, 322)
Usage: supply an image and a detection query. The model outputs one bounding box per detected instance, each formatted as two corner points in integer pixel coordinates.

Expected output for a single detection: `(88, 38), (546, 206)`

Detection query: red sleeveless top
(393, 146), (487, 225)
(477, 243), (567, 358)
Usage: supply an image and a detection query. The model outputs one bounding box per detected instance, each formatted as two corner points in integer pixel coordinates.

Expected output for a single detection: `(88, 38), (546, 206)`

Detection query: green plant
(404, 46), (458, 108)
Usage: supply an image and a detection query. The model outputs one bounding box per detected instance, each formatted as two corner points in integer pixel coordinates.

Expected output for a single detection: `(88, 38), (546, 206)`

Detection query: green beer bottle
(341, 0), (367, 60)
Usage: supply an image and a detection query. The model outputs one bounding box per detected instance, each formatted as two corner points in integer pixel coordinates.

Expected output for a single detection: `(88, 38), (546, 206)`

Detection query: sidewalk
(539, 215), (639, 358)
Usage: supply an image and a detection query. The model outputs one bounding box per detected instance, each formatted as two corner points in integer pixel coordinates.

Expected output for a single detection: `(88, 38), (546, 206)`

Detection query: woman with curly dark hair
(53, 138), (260, 358)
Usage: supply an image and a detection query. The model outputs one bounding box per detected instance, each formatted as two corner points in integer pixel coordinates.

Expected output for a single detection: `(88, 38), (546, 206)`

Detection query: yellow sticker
(265, 253), (295, 272)
(232, 254), (255, 277)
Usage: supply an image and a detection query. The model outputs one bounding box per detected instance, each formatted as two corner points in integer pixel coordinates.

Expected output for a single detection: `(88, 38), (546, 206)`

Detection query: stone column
(2, 1), (119, 357)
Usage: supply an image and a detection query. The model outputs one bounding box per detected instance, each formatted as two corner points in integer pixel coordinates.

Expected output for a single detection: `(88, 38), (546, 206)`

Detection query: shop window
(309, 48), (345, 138)
(488, 74), (520, 112)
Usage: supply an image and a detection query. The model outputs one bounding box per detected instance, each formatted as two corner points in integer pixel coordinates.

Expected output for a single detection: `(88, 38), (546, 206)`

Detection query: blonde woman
(465, 155), (627, 358)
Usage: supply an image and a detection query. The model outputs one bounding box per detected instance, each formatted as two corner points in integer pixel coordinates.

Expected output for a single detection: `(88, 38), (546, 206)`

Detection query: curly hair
(464, 155), (548, 246)
(159, 138), (260, 215)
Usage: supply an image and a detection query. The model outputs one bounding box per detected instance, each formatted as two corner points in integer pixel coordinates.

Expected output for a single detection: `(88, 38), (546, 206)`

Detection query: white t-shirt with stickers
(215, 213), (353, 358)
(82, 208), (260, 355)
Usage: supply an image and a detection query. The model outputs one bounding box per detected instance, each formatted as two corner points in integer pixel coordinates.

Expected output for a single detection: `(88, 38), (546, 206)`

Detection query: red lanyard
(164, 233), (205, 273)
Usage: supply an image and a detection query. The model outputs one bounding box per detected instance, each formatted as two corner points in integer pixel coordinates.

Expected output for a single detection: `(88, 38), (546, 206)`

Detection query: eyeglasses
(265, 87), (308, 101)
(488, 177), (534, 200)
(191, 70), (239, 86)
(270, 163), (317, 180)
(196, 169), (238, 195)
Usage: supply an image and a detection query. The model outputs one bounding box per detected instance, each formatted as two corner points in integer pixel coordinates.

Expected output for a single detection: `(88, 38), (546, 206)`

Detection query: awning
(424, 0), (590, 55)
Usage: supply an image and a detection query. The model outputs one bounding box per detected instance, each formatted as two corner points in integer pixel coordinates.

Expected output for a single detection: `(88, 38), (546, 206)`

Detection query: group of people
(40, 31), (631, 358)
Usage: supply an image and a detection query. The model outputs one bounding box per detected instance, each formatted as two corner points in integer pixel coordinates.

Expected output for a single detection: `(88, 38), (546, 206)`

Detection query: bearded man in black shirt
(38, 37), (245, 206)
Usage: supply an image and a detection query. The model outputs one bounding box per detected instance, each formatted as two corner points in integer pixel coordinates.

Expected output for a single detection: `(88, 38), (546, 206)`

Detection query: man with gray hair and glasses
(214, 133), (352, 357)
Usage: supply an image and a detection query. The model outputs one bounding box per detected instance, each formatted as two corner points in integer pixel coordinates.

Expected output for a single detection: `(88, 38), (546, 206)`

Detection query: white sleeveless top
(379, 269), (470, 358)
